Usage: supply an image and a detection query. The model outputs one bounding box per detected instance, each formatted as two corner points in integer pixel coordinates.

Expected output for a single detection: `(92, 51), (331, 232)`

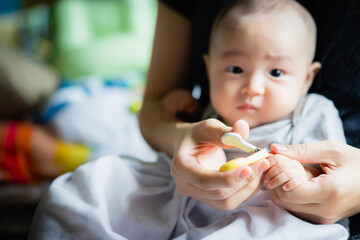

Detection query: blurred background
(1, 0), (156, 76)
(0, 0), (157, 238)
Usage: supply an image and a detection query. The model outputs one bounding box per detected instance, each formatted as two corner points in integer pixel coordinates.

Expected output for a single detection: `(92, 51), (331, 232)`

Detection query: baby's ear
(203, 54), (210, 75)
(303, 61), (321, 94)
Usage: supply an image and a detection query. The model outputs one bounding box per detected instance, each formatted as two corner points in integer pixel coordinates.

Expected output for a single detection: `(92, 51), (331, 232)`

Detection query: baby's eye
(228, 66), (243, 74)
(270, 69), (283, 77)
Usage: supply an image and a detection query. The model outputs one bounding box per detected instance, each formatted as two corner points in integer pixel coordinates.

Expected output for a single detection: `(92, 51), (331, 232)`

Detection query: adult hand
(266, 140), (360, 224)
(171, 118), (270, 210)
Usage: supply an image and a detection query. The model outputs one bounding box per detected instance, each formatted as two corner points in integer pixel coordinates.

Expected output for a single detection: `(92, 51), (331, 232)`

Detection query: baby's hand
(162, 89), (200, 120)
(263, 154), (308, 191)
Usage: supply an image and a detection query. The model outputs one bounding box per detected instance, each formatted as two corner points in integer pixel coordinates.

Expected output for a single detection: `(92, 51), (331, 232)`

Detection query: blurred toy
(50, 0), (157, 78)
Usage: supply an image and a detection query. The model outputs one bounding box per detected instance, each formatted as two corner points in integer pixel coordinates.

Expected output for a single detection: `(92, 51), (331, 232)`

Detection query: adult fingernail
(273, 143), (288, 152)
(239, 169), (249, 179)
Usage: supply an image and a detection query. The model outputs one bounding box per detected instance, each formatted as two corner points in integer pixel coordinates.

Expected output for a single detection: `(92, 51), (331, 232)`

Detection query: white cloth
(42, 77), (157, 162)
(29, 93), (349, 239)
(30, 155), (348, 240)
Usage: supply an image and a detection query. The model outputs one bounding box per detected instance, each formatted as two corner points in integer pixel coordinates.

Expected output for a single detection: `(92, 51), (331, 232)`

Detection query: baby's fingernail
(257, 163), (268, 173)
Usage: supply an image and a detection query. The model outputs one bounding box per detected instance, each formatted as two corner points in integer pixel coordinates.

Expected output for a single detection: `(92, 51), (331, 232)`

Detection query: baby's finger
(264, 154), (302, 181)
(263, 159), (287, 182)
(266, 171), (292, 189)
(282, 175), (307, 191)
(179, 99), (190, 110)
(263, 164), (281, 182)
(185, 102), (199, 115)
(266, 165), (305, 189)
(165, 109), (177, 119)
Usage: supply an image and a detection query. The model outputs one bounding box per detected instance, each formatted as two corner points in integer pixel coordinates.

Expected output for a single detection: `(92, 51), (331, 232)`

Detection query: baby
(164, 0), (332, 192)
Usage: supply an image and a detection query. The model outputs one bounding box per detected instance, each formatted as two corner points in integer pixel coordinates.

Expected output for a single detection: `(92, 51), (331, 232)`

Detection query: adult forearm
(138, 98), (188, 157)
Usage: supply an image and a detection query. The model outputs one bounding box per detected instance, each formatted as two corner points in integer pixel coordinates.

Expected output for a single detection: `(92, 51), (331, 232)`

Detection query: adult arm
(138, 2), (193, 155)
(138, 3), (270, 210)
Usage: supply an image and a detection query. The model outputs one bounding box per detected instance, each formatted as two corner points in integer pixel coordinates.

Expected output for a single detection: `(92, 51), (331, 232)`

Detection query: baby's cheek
(263, 85), (301, 118)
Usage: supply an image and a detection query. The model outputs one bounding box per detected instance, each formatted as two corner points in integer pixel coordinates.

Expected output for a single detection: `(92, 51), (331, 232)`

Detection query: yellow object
(219, 149), (269, 172)
(54, 141), (91, 173)
(129, 99), (142, 113)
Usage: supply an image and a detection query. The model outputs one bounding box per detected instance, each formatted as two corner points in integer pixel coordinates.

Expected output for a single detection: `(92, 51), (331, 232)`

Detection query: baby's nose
(240, 74), (265, 96)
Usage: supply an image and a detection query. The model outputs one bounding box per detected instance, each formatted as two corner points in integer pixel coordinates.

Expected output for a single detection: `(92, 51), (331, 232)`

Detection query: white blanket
(29, 154), (348, 240)
(42, 77), (157, 162)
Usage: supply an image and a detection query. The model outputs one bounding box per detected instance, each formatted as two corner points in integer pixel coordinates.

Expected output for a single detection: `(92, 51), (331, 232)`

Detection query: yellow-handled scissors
(219, 133), (269, 172)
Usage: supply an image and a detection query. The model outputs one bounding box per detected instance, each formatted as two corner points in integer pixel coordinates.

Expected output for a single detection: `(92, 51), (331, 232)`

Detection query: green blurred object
(128, 98), (142, 114)
(51, 0), (157, 79)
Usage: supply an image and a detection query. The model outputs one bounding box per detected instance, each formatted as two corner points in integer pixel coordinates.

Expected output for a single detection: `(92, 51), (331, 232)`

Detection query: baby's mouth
(237, 103), (258, 112)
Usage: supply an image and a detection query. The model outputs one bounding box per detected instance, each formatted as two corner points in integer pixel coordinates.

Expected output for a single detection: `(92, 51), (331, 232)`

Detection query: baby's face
(205, 10), (317, 127)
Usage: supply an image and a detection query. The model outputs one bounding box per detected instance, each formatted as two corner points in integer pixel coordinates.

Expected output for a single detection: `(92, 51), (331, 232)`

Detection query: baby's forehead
(215, 0), (314, 36)
(221, 4), (305, 30)
(210, 3), (316, 59)
(215, 7), (305, 44)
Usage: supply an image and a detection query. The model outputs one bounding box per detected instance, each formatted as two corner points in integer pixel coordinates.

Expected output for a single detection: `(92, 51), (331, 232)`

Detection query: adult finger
(179, 155), (269, 191)
(193, 162), (265, 210)
(270, 140), (340, 166)
(266, 188), (320, 216)
(231, 119), (250, 140)
(194, 119), (250, 149)
(176, 174), (255, 202)
(172, 155), (253, 190)
(267, 173), (332, 204)
(267, 186), (341, 224)
(196, 177), (262, 210)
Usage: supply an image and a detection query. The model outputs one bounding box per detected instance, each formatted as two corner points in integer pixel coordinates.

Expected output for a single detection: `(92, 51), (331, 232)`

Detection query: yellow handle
(219, 149), (269, 172)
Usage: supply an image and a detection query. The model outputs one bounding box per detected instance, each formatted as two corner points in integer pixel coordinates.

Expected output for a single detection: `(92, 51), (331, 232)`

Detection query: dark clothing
(160, 0), (360, 236)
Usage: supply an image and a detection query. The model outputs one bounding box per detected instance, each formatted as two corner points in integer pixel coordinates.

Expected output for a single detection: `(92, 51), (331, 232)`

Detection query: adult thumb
(231, 119), (250, 140)
(270, 141), (337, 166)
(217, 119), (250, 149)
(201, 119), (250, 148)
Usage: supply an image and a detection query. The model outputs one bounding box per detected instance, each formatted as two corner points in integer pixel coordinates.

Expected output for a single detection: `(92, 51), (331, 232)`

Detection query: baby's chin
(223, 118), (258, 129)
(247, 118), (287, 129)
